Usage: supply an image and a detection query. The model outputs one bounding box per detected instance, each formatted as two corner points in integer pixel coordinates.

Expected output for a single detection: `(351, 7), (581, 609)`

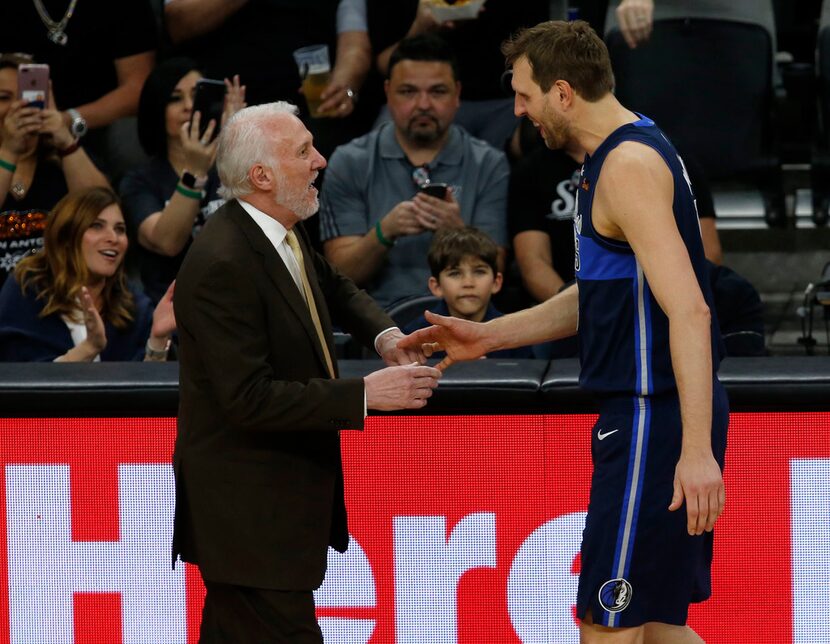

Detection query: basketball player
(399, 20), (728, 643)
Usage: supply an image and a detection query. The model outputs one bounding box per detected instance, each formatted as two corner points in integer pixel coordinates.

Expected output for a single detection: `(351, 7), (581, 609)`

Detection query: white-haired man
(173, 102), (440, 642)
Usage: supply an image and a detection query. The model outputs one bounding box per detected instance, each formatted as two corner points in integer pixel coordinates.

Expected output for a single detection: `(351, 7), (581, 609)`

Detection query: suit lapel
(292, 224), (339, 373)
(227, 202), (336, 377)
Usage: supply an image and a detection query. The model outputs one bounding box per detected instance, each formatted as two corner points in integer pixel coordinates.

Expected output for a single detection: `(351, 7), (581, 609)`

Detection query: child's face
(429, 255), (503, 322)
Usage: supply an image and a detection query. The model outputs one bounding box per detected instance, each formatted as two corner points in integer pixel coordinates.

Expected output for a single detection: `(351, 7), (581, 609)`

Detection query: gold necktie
(285, 229), (336, 379)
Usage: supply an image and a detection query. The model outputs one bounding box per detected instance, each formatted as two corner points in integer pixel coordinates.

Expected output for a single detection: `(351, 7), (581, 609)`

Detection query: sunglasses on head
(412, 164), (431, 189)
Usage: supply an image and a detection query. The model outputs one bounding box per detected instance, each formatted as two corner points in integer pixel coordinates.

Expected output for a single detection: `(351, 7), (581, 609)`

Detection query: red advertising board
(0, 413), (828, 643)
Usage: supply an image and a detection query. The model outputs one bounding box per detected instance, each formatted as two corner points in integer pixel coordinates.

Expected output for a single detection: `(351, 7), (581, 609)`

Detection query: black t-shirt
(169, 0), (339, 108)
(0, 159), (68, 288)
(509, 146), (581, 285)
(368, 0), (549, 101)
(0, 0), (157, 110)
(119, 158), (223, 304)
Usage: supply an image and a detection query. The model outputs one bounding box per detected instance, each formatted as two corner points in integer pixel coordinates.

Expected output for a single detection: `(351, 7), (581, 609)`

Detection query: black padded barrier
(0, 357), (827, 418)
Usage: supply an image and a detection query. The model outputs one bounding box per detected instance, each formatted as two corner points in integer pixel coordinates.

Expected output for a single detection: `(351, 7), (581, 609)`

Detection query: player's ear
(553, 79), (575, 109)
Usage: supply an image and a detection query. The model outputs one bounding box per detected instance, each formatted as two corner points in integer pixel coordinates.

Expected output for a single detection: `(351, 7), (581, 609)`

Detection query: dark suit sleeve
(302, 227), (396, 351)
(181, 257), (365, 432)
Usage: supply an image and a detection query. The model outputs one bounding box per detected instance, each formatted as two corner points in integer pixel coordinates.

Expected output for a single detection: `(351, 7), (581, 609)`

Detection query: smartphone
(18, 64), (50, 109)
(190, 79), (226, 139)
(420, 182), (449, 198)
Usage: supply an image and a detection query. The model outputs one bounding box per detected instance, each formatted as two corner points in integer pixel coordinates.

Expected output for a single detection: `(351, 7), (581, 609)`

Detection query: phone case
(191, 79), (227, 139)
(18, 64), (50, 109)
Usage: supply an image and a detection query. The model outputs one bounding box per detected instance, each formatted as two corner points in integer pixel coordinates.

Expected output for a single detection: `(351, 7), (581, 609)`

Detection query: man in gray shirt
(319, 34), (509, 309)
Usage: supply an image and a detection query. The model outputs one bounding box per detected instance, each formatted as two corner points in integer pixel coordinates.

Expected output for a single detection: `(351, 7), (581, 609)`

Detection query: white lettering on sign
(315, 539), (376, 643)
(394, 512), (496, 642)
(507, 512), (585, 643)
(790, 459), (830, 643)
(5, 464), (186, 644)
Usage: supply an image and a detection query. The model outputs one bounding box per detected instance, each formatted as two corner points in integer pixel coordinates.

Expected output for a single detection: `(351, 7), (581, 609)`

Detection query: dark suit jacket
(172, 199), (394, 590)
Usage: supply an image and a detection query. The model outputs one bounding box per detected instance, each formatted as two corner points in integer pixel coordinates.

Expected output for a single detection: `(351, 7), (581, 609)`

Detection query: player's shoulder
(605, 139), (665, 167)
(603, 141), (671, 185)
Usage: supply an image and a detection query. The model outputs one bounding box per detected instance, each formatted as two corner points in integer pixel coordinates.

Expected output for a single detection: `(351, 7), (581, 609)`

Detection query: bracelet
(374, 220), (394, 248)
(175, 183), (202, 200)
(0, 158), (16, 173)
(145, 337), (171, 361)
(57, 139), (81, 158)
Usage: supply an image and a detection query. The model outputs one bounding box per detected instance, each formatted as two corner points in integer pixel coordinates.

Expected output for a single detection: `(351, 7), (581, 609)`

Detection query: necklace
(31, 0), (79, 46)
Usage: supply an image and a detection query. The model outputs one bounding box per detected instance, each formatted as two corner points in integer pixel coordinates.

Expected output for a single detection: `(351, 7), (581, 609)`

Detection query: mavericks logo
(598, 578), (633, 613)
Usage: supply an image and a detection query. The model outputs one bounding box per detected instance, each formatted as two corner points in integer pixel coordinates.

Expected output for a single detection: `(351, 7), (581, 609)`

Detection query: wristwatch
(181, 171), (208, 190)
(66, 109), (88, 138)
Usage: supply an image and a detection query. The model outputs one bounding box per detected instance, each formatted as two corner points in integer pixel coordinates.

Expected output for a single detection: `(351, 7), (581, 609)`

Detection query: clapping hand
(151, 280), (176, 341)
(79, 286), (107, 357)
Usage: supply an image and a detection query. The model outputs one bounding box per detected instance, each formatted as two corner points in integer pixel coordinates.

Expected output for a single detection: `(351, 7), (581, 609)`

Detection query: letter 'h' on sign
(4, 464), (186, 644)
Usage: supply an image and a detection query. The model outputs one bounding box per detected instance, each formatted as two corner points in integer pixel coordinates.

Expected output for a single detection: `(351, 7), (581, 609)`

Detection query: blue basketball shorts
(575, 379), (729, 627)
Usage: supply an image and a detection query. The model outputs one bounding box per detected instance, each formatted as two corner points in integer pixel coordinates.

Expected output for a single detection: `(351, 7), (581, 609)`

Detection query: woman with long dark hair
(120, 57), (244, 303)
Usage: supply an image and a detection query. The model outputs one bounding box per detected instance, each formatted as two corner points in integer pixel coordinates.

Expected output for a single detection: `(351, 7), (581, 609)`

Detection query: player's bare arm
(593, 141), (725, 536)
(399, 285), (579, 371)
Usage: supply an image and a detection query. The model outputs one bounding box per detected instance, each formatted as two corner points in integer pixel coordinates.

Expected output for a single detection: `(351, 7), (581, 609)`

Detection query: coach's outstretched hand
(396, 310), (492, 371)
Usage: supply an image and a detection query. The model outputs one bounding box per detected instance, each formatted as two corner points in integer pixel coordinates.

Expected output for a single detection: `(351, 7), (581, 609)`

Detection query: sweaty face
(386, 60), (460, 146)
(511, 56), (571, 150)
(430, 255), (502, 322)
(81, 204), (129, 282)
(270, 116), (327, 220)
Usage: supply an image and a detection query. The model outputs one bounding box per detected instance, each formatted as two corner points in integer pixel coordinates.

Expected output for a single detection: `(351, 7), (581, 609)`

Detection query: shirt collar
(237, 198), (289, 251)
(378, 121), (464, 167)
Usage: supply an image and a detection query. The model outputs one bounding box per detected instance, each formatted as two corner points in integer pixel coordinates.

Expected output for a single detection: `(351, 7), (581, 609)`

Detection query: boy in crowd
(405, 227), (533, 359)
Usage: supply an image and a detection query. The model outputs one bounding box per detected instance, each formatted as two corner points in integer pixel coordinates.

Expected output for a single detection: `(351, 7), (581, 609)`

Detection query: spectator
(606, 0), (776, 51)
(320, 34), (509, 309)
(0, 187), (175, 362)
(0, 53), (109, 289)
(0, 0), (157, 178)
(119, 58), (245, 304)
(164, 0), (373, 155)
(405, 226), (533, 358)
(368, 0), (549, 149)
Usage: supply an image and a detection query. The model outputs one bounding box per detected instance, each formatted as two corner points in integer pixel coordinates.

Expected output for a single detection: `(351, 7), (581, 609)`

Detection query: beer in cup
(292, 44), (332, 118)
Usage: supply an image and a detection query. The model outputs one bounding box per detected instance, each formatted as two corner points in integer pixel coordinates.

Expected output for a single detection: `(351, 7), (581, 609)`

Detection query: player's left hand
(669, 448), (724, 536)
(376, 328), (429, 366)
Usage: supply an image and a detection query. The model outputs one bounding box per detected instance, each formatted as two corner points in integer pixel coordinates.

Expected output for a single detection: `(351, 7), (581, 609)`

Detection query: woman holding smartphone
(119, 58), (245, 304)
(0, 186), (175, 362)
(0, 53), (109, 289)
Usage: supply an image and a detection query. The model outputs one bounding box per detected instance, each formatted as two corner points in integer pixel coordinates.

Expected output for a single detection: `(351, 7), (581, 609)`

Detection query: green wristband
(0, 158), (17, 173)
(375, 220), (394, 248)
(175, 183), (202, 200)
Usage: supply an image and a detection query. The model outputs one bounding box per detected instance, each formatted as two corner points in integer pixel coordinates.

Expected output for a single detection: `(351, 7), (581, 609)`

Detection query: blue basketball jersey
(574, 115), (723, 395)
